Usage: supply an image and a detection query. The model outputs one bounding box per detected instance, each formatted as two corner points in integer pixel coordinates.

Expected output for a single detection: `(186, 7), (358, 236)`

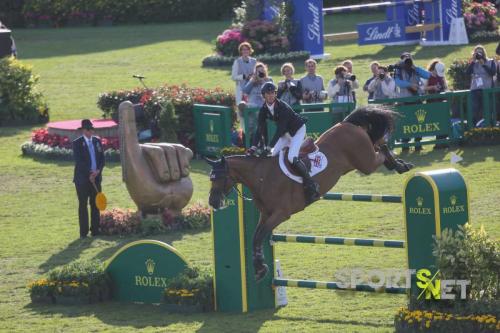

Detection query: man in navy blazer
(73, 119), (105, 238)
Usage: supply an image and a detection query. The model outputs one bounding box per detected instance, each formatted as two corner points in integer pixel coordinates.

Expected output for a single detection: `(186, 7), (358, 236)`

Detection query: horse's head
(206, 156), (235, 209)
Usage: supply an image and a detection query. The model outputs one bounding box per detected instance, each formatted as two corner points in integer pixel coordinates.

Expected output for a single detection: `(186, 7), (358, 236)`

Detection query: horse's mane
(343, 105), (398, 143)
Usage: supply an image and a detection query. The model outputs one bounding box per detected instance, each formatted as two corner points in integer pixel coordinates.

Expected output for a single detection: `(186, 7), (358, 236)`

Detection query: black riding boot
(292, 158), (320, 205)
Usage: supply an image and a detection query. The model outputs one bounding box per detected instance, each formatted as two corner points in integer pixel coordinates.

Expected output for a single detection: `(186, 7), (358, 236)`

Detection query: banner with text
(357, 20), (406, 45)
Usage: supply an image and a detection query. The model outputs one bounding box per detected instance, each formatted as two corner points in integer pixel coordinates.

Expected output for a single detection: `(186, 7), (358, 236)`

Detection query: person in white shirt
(367, 66), (396, 100)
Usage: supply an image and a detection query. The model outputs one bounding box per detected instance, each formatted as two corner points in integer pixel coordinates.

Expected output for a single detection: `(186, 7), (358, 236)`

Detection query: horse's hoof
(255, 264), (269, 283)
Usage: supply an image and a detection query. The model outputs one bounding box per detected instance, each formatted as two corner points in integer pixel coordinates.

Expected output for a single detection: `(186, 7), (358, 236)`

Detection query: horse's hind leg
(252, 211), (288, 282)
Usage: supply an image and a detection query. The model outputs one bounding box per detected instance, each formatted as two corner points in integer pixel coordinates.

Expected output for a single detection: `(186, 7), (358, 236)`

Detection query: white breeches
(271, 124), (306, 163)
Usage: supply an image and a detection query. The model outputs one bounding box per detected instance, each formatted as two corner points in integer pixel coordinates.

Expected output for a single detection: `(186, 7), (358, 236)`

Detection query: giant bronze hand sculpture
(118, 101), (193, 215)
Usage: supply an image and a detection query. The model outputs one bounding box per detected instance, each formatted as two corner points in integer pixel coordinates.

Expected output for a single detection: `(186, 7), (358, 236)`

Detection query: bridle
(210, 161), (253, 202)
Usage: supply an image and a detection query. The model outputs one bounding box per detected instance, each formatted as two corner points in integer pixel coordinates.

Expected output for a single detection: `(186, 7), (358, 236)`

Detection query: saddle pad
(279, 148), (328, 184)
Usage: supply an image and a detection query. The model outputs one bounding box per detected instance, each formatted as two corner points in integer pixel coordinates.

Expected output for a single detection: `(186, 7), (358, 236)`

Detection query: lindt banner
(290, 0), (324, 57)
(357, 20), (406, 45)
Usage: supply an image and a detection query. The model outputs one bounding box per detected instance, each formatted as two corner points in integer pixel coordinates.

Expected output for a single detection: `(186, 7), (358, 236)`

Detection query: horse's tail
(343, 105), (399, 144)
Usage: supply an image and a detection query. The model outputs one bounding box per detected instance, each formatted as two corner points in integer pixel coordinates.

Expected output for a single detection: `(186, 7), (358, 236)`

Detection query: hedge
(3, 0), (242, 28)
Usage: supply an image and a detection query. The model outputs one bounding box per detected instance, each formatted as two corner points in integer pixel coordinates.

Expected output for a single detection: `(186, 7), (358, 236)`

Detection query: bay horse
(207, 105), (413, 282)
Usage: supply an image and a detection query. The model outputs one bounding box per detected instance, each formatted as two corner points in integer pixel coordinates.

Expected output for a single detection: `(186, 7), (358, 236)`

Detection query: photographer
(277, 63), (302, 106)
(342, 60), (359, 104)
(465, 45), (496, 127)
(393, 52), (431, 98)
(367, 66), (396, 100)
(393, 52), (431, 151)
(363, 62), (380, 101)
(300, 59), (327, 104)
(327, 66), (356, 103)
(242, 62), (273, 138)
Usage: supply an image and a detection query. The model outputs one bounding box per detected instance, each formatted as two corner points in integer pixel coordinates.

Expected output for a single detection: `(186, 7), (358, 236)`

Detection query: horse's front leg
(252, 210), (289, 282)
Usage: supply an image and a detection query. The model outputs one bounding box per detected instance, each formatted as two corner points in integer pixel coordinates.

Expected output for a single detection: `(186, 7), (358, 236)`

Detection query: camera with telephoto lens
(347, 74), (356, 81)
(378, 73), (385, 80)
(258, 71), (265, 78)
(475, 52), (483, 60)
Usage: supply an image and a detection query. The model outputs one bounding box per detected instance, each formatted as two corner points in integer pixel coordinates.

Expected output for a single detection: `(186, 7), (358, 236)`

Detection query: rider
(246, 82), (320, 204)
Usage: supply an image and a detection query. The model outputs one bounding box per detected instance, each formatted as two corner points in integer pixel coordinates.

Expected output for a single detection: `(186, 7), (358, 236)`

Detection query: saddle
(283, 137), (318, 176)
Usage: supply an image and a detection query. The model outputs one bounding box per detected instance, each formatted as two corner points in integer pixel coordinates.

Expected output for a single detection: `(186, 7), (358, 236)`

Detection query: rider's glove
(263, 146), (272, 156)
(246, 146), (257, 156)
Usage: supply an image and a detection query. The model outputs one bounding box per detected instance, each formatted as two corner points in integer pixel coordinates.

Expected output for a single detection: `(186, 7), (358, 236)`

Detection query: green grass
(1, 13), (499, 333)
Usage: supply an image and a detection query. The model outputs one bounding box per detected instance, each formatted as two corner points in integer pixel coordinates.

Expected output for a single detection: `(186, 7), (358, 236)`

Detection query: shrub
(0, 0), (26, 27)
(447, 59), (470, 90)
(21, 0), (242, 27)
(242, 20), (290, 55)
(28, 259), (112, 304)
(164, 267), (214, 312)
(97, 84), (235, 150)
(158, 101), (178, 143)
(0, 57), (49, 126)
(99, 208), (141, 235)
(433, 224), (499, 301)
(215, 28), (245, 57)
(181, 203), (211, 229)
(140, 216), (167, 236)
(462, 0), (498, 35)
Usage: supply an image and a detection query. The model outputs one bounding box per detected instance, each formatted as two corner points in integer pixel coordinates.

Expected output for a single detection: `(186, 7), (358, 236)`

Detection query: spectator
(394, 52), (431, 98)
(327, 65), (355, 103)
(424, 59), (448, 95)
(425, 60), (449, 149)
(393, 52), (431, 151)
(277, 62), (302, 106)
(232, 42), (257, 120)
(300, 59), (327, 104)
(363, 61), (379, 101)
(465, 45), (496, 126)
(242, 62), (273, 141)
(367, 66), (396, 100)
(342, 59), (360, 104)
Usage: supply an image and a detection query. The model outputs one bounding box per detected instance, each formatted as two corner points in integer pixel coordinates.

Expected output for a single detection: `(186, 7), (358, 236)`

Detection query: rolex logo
(417, 196), (423, 207)
(450, 195), (457, 206)
(209, 120), (214, 133)
(145, 259), (155, 275)
(415, 109), (427, 123)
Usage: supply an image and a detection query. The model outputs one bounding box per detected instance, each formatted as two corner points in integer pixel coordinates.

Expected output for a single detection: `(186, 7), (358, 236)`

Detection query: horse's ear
(203, 156), (217, 167)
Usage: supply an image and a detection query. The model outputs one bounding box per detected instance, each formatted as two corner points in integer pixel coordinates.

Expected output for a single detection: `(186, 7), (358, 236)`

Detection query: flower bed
(394, 308), (499, 332)
(21, 128), (120, 162)
(462, 0), (498, 40)
(28, 259), (111, 305)
(464, 127), (500, 146)
(163, 267), (213, 313)
(99, 203), (211, 236)
(97, 84), (235, 150)
(202, 51), (311, 67)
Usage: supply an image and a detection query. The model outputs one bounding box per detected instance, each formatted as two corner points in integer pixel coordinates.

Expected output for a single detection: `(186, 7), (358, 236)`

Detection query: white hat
(435, 62), (445, 78)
